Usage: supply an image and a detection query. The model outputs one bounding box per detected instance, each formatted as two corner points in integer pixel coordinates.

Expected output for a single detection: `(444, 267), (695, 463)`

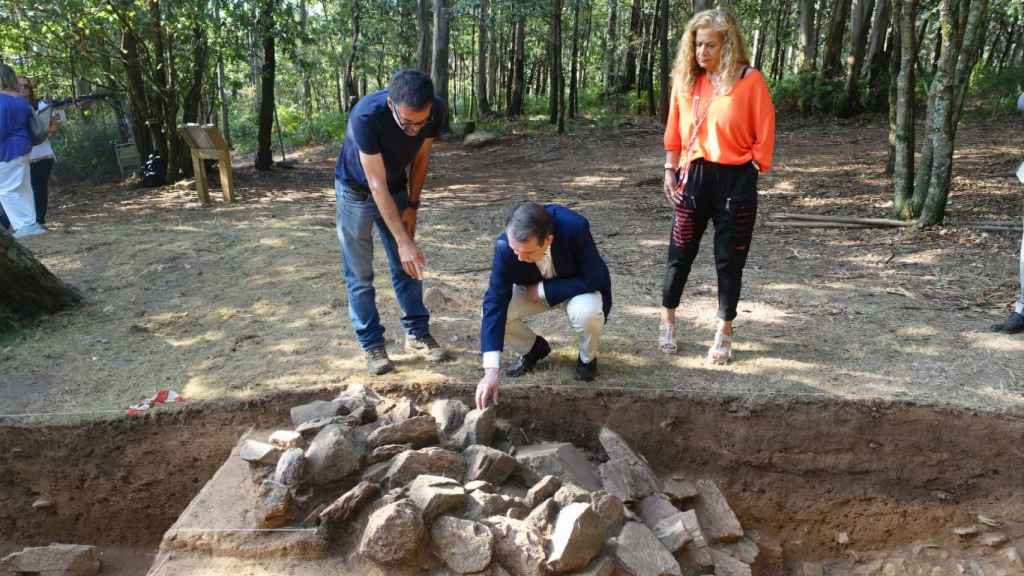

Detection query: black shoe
(506, 336), (551, 378)
(992, 312), (1024, 334)
(574, 356), (598, 382)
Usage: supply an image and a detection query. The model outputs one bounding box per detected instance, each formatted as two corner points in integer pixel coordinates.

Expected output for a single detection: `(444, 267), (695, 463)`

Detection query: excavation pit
(2, 385), (1022, 575)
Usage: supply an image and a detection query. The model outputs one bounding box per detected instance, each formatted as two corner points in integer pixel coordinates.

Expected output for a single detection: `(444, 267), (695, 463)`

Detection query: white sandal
(707, 330), (732, 365)
(658, 323), (678, 354)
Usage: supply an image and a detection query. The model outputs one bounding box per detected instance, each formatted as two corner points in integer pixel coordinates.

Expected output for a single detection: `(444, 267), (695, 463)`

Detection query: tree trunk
(182, 22), (209, 125)
(624, 0), (642, 90)
(509, 13), (526, 117)
(0, 232), (81, 332)
(891, 0), (915, 218)
(754, 0), (771, 69)
(570, 0), (581, 118)
(822, 0), (853, 79)
(645, 1), (658, 115)
(796, 0), (818, 71)
(550, 0), (563, 124)
(489, 6), (500, 111)
(418, 0), (432, 73)
(431, 0), (450, 131)
(918, 0), (988, 226)
(841, 0), (876, 116)
(344, 0), (361, 111)
(255, 0), (275, 171)
(300, 0), (312, 140)
(692, 0), (714, 10)
(605, 0), (618, 95)
(218, 52), (232, 148)
(658, 0), (669, 123)
(477, 0), (492, 116)
(865, 0), (892, 111)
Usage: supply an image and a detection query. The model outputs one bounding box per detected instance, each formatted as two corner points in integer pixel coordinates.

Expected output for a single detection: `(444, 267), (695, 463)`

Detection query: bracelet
(663, 163), (676, 170)
(407, 200), (420, 209)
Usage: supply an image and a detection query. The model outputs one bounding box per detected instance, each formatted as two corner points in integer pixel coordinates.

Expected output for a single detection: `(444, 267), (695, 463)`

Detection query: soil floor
(1, 114), (1023, 420)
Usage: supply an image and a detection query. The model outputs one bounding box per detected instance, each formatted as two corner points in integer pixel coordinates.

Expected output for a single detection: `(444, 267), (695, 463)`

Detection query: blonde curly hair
(671, 9), (751, 98)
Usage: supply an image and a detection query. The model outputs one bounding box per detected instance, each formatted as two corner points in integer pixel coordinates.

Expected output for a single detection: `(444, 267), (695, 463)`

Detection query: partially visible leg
(505, 285), (552, 355)
(661, 167), (711, 353)
(709, 163), (759, 363)
(0, 157), (42, 237)
(336, 183), (386, 353)
(31, 158), (53, 226)
(566, 291), (604, 381)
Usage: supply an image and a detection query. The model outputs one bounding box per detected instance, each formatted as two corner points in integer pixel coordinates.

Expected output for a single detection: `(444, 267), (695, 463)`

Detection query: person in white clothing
(16, 76), (58, 226)
(0, 63), (44, 239)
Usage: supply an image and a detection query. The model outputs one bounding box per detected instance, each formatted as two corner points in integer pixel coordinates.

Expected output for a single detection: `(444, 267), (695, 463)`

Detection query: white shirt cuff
(482, 351), (501, 370)
(537, 281), (546, 302)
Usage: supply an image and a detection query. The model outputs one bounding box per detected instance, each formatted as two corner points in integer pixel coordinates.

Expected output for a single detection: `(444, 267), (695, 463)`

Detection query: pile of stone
(238, 384), (773, 575)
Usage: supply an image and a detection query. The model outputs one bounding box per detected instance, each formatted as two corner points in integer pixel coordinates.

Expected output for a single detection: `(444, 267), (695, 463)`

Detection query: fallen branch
(765, 221), (875, 228)
(770, 213), (910, 227)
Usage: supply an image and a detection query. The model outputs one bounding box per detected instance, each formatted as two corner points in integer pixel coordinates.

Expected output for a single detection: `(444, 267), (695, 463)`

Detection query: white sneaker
(13, 223), (47, 239)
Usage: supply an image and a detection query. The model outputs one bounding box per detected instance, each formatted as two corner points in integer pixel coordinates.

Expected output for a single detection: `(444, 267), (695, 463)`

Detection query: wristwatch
(663, 163), (676, 171)
(407, 200), (420, 209)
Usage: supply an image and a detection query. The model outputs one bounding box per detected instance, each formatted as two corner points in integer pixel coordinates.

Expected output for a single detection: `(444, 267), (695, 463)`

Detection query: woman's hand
(663, 169), (679, 204)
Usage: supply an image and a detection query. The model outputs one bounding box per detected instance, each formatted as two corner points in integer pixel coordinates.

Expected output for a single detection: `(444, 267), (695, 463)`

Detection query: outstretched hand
(475, 368), (499, 409)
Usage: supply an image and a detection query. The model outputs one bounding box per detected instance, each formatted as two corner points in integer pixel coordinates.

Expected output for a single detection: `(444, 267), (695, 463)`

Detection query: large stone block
(306, 424), (363, 485)
(290, 400), (347, 427)
(0, 544), (100, 576)
(239, 440), (280, 465)
(484, 516), (548, 576)
(693, 480), (744, 543)
(430, 515), (494, 574)
(515, 443), (601, 491)
(368, 415), (440, 449)
(546, 503), (605, 573)
(451, 408), (497, 449)
(273, 448), (305, 487)
(464, 444), (517, 485)
(612, 522), (682, 576)
(358, 499), (425, 565)
(638, 493), (692, 552)
(429, 398), (470, 435)
(408, 475), (467, 520)
(711, 548), (753, 576)
(386, 447), (466, 487)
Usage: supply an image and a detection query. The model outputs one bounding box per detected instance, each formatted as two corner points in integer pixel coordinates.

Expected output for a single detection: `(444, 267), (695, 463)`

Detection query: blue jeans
(336, 180), (430, 351)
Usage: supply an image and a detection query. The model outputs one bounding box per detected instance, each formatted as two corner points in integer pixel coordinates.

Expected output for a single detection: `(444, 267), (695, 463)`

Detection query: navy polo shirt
(334, 89), (445, 196)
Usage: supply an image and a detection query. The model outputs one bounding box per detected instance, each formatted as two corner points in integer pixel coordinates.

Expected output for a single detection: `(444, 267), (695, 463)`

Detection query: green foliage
(228, 105), (348, 154)
(965, 65), (1024, 118)
(48, 110), (124, 184)
(770, 71), (843, 115)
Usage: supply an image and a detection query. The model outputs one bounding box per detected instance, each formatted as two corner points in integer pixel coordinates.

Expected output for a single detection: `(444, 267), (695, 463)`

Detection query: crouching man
(475, 202), (612, 409)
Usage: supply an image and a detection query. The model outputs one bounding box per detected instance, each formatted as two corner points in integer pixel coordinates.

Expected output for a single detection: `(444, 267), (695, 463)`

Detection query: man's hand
(401, 207), (418, 240)
(398, 239), (426, 280)
(476, 368), (500, 409)
(524, 282), (543, 303)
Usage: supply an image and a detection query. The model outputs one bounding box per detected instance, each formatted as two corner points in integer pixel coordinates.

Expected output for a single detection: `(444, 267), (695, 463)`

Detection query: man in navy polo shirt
(335, 69), (448, 375)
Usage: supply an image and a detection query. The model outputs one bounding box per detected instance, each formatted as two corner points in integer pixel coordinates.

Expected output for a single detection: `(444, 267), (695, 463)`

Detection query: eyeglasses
(388, 98), (432, 134)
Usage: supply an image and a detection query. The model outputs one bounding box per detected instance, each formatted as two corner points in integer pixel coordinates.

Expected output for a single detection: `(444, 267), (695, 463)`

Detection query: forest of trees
(0, 0), (1021, 224)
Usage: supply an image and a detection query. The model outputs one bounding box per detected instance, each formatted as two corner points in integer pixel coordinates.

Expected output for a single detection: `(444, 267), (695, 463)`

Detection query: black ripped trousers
(661, 159), (759, 321)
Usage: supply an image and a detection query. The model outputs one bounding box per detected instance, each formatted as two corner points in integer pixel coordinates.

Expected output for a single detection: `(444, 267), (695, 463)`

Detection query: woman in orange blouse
(659, 8), (775, 364)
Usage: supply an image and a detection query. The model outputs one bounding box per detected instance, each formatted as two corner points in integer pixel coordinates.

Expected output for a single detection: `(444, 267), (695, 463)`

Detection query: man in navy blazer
(475, 202), (612, 409)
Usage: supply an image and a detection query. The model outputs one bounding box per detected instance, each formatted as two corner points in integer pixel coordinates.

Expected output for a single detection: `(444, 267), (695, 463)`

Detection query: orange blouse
(663, 69), (776, 172)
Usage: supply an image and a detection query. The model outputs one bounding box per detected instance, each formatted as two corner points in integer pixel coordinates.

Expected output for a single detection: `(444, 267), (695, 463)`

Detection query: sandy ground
(1, 114), (1022, 419)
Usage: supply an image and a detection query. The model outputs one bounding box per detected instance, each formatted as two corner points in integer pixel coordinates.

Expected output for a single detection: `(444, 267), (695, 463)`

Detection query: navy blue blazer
(480, 205), (612, 354)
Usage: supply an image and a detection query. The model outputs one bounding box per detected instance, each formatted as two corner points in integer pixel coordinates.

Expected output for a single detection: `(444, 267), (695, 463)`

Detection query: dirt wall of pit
(1, 385), (1022, 562)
